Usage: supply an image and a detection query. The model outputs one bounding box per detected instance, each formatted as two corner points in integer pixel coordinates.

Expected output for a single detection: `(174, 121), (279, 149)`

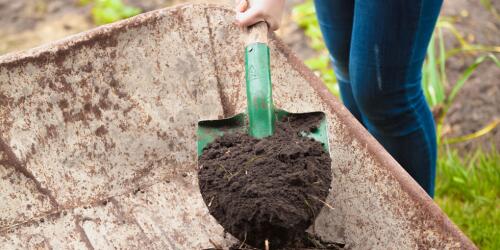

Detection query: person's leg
(313, 0), (362, 122)
(349, 0), (442, 197)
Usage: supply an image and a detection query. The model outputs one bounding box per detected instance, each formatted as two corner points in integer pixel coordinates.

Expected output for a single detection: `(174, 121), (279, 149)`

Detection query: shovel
(197, 8), (329, 156)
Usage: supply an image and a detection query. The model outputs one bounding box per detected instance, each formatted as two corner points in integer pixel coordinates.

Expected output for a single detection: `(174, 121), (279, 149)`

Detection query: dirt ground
(0, 0), (498, 152)
(439, 0), (500, 152)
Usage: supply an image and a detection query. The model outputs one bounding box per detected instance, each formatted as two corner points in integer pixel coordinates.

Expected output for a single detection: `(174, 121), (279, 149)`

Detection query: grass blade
(438, 27), (448, 87)
(435, 147), (500, 249)
(437, 20), (471, 49)
(448, 54), (500, 104)
(443, 119), (500, 145)
(423, 33), (445, 107)
(445, 45), (500, 59)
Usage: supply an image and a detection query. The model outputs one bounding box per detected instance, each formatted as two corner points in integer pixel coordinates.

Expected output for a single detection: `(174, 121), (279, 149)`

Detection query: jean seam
(408, 0), (425, 81)
(405, 0), (435, 196)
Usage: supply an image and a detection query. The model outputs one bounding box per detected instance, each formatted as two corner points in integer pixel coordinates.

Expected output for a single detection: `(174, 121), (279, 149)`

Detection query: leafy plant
(436, 17), (500, 58)
(304, 55), (339, 97)
(480, 0), (500, 21)
(292, 2), (339, 97)
(80, 0), (142, 25)
(423, 18), (500, 145)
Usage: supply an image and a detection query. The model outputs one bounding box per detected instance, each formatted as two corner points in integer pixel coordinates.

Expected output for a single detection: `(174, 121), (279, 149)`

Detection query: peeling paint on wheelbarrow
(0, 4), (475, 249)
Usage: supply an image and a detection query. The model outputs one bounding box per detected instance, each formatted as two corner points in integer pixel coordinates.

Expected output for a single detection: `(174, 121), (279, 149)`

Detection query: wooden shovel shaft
(246, 22), (268, 45)
(244, 0), (269, 45)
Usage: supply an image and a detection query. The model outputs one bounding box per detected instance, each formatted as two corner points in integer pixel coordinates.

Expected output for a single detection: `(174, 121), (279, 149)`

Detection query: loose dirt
(198, 113), (333, 249)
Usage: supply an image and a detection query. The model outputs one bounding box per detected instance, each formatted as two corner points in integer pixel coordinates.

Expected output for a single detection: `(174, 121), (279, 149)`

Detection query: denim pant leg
(313, 0), (363, 122)
(315, 0), (442, 197)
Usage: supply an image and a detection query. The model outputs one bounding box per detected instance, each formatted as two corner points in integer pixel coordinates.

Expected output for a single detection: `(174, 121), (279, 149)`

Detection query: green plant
(80, 0), (142, 25)
(435, 147), (500, 249)
(480, 0), (500, 21)
(422, 18), (500, 145)
(292, 1), (339, 97)
(422, 17), (500, 109)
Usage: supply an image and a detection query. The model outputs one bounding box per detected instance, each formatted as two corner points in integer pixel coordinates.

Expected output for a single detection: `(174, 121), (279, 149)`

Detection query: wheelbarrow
(0, 4), (475, 249)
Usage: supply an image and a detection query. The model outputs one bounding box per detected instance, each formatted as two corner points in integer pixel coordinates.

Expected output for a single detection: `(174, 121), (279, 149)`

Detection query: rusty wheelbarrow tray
(0, 4), (475, 249)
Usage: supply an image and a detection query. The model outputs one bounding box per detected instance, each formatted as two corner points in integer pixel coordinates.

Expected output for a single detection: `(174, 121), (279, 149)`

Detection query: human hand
(235, 0), (286, 31)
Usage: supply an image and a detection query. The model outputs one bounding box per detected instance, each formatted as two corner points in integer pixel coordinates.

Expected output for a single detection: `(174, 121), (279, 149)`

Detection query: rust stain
(0, 31), (119, 70)
(81, 62), (93, 73)
(156, 131), (168, 140)
(204, 8), (231, 117)
(98, 89), (111, 110)
(94, 125), (108, 137)
(58, 99), (69, 110)
(62, 109), (86, 124)
(130, 161), (155, 184)
(0, 137), (59, 209)
(74, 216), (95, 250)
(0, 93), (13, 107)
(92, 106), (102, 120)
(45, 125), (58, 138)
(108, 197), (153, 244)
(0, 209), (64, 234)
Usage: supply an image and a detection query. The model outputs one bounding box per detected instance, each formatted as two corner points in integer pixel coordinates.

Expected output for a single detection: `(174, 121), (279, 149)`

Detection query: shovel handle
(244, 1), (274, 138)
(242, 0), (268, 45)
(246, 22), (268, 46)
(245, 0), (269, 45)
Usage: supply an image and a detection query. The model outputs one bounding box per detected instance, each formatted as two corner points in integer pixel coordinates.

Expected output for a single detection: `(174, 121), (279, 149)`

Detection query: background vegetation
(80, 0), (141, 25)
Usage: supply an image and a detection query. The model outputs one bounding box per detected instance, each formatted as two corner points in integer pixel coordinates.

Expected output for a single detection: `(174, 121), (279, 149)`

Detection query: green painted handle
(245, 23), (274, 138)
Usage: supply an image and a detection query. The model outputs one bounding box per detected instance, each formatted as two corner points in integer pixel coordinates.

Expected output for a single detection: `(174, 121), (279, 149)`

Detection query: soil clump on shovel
(199, 113), (333, 249)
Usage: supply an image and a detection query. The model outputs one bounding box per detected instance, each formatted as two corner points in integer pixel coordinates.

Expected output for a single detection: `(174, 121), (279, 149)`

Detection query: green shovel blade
(197, 43), (330, 155)
(197, 110), (329, 155)
(197, 113), (246, 155)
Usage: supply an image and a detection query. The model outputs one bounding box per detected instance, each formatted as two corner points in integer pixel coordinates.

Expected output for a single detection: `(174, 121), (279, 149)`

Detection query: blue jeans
(314, 0), (443, 197)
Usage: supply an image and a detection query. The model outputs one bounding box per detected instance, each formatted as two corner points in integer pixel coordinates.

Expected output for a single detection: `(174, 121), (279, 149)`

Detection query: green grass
(435, 147), (500, 249)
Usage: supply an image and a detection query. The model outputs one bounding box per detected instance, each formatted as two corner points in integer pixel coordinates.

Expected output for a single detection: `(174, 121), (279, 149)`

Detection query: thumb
(235, 0), (248, 12)
(266, 15), (280, 31)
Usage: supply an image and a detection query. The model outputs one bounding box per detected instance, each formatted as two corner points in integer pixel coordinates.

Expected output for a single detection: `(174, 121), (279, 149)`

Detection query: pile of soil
(198, 113), (333, 249)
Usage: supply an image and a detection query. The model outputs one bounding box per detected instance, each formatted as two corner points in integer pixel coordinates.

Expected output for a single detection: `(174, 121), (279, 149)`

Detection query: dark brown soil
(198, 113), (333, 249)
(227, 232), (345, 250)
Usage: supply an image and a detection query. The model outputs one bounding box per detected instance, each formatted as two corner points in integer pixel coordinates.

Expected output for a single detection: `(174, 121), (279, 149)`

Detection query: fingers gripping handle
(244, 0), (269, 45)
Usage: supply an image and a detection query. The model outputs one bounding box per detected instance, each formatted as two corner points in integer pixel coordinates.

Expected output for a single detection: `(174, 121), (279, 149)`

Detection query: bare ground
(439, 0), (500, 152)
